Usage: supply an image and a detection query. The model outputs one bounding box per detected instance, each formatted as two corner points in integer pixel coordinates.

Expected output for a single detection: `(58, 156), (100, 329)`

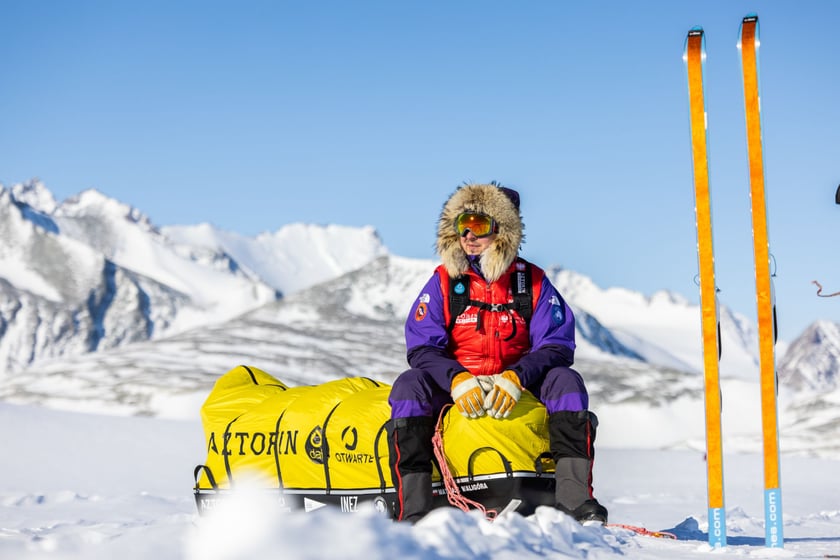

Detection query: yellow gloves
(483, 370), (523, 419)
(451, 372), (486, 418)
(451, 370), (523, 419)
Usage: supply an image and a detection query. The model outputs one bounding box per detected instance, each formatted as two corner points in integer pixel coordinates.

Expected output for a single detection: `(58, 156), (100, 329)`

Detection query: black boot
(387, 416), (435, 522)
(549, 410), (608, 524)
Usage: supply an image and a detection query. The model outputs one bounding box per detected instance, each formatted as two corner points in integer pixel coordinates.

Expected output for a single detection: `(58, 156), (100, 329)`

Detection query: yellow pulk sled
(193, 365), (557, 517)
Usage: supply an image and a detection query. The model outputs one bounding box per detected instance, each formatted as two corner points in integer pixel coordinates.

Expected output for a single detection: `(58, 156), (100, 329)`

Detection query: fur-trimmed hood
(436, 182), (524, 283)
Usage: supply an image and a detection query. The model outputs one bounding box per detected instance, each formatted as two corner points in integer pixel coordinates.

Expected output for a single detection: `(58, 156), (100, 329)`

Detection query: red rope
(606, 523), (677, 539)
(432, 407), (676, 535)
(813, 280), (840, 297)
(432, 405), (498, 520)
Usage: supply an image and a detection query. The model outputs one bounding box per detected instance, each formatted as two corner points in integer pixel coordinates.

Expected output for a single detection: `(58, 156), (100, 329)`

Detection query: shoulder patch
(414, 302), (428, 322)
(550, 295), (566, 326)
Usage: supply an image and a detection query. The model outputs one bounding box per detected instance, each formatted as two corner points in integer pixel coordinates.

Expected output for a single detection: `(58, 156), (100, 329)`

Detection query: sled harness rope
(813, 280), (840, 298)
(432, 404), (499, 520)
(432, 405), (683, 534)
(606, 523), (678, 539)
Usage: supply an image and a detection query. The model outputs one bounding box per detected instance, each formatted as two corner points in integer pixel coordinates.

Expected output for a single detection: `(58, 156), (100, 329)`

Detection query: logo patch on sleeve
(549, 296), (566, 326)
(414, 302), (428, 322)
(551, 305), (565, 326)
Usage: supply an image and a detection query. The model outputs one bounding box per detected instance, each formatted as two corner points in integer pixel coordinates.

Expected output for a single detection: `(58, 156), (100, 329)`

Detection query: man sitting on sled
(387, 182), (608, 524)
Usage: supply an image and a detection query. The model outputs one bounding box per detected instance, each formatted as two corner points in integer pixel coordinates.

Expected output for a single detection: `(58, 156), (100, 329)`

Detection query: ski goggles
(454, 212), (497, 238)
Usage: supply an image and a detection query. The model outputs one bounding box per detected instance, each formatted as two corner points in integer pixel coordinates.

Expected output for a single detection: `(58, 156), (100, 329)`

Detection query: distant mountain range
(1, 179), (838, 457)
(0, 180), (383, 373)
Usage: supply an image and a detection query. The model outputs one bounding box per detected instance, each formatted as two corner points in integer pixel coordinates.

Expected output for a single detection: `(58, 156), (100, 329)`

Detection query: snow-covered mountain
(2, 180), (840, 457)
(0, 180), (385, 375)
(550, 268), (760, 378)
(772, 321), (840, 457)
(778, 320), (840, 391)
(0, 179), (710, 380)
(163, 221), (387, 295)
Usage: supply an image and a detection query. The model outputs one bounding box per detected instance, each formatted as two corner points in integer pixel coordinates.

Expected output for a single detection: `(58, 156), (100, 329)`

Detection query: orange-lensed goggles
(454, 213), (497, 238)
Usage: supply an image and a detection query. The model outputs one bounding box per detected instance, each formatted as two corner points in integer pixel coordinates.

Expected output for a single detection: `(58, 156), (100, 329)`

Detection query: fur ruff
(436, 183), (524, 283)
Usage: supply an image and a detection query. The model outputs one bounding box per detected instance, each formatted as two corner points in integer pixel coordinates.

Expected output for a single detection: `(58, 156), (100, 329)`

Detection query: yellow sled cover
(194, 365), (556, 515)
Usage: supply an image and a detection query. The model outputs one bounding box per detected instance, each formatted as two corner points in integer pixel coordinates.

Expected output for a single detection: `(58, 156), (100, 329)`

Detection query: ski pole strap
(813, 280), (840, 297)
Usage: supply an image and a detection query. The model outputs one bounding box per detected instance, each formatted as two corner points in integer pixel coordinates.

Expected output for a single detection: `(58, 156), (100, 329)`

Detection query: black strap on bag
(467, 446), (513, 481)
(193, 464), (218, 489)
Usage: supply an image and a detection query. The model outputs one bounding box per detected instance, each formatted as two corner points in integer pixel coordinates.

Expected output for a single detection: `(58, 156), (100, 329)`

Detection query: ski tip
(684, 26), (705, 58)
(740, 13), (759, 36)
(686, 26), (704, 45)
(737, 13), (760, 49)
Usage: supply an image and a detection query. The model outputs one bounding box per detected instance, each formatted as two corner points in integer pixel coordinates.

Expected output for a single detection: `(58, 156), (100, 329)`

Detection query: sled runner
(193, 365), (557, 517)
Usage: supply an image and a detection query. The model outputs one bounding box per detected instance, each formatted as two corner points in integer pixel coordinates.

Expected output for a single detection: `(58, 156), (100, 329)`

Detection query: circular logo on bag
(454, 282), (466, 295)
(341, 426), (358, 450)
(306, 426), (325, 464)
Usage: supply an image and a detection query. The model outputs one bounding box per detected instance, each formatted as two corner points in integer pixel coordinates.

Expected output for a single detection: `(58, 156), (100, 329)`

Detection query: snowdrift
(193, 365), (557, 517)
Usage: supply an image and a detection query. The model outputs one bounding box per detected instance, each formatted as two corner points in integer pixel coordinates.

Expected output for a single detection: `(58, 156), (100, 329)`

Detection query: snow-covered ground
(2, 402), (839, 559)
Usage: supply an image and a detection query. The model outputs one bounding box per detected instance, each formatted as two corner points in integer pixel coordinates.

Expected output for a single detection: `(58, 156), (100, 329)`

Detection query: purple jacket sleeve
(507, 275), (576, 388)
(404, 271), (467, 390)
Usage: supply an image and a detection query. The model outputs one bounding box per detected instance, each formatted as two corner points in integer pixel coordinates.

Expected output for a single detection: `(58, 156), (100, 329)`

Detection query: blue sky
(2, 1), (839, 343)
